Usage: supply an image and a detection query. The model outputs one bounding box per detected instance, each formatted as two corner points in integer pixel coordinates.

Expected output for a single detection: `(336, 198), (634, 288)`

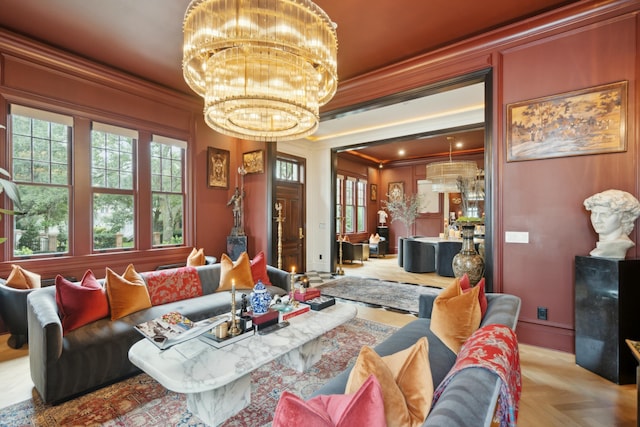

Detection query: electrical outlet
(537, 307), (548, 320)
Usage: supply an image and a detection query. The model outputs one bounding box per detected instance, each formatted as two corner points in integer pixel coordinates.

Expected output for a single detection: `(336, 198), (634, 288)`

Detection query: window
(335, 173), (367, 235)
(11, 105), (71, 257)
(151, 136), (186, 246)
(6, 104), (189, 259)
(91, 123), (136, 251)
(276, 158), (302, 182)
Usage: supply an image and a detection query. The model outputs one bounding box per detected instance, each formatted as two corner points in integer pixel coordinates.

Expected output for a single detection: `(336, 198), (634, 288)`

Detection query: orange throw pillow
(5, 264), (41, 289)
(105, 264), (152, 320)
(218, 252), (254, 291)
(345, 337), (433, 427)
(430, 278), (481, 354)
(187, 247), (205, 266)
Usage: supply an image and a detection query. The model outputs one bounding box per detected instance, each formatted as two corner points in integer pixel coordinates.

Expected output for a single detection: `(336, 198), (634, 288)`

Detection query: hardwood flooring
(0, 256), (636, 426)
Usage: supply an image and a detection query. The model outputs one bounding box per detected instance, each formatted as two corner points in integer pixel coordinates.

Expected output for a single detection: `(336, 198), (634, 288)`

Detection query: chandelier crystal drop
(182, 0), (338, 142)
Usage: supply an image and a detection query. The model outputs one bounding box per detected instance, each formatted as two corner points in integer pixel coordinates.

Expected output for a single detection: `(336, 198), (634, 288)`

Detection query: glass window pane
(152, 193), (184, 246)
(93, 193), (135, 250)
(14, 184), (69, 256)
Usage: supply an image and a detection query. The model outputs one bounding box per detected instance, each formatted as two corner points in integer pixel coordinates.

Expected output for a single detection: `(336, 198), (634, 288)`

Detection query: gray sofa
(312, 292), (521, 427)
(26, 263), (290, 404)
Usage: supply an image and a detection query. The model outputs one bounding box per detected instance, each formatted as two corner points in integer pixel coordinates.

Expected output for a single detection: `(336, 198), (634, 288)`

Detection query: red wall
(326, 1), (640, 352)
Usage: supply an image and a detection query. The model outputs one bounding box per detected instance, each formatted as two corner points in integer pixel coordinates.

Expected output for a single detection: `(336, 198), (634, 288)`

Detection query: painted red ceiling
(0, 0), (580, 95)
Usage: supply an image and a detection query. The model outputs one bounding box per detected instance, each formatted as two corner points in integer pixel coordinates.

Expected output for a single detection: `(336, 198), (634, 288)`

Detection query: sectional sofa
(312, 292), (522, 427)
(26, 263), (290, 404)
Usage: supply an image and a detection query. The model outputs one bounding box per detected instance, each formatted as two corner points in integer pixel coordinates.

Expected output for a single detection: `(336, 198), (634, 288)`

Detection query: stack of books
(293, 287), (321, 302)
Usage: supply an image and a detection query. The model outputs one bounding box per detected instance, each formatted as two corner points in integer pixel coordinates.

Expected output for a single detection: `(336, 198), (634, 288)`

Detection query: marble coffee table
(128, 303), (357, 426)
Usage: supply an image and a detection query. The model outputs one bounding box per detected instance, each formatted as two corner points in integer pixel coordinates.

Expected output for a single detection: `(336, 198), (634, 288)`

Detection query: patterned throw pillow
(273, 375), (386, 427)
(345, 337), (433, 427)
(105, 264), (152, 320)
(5, 264), (41, 289)
(55, 270), (109, 335)
(144, 266), (203, 306)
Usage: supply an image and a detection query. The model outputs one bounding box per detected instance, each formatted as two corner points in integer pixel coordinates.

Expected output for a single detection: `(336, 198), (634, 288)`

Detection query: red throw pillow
(55, 270), (109, 335)
(272, 375), (386, 427)
(250, 251), (272, 286)
(460, 274), (488, 317)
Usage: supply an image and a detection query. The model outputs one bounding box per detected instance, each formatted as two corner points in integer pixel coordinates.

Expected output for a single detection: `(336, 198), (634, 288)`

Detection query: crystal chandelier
(426, 137), (478, 192)
(182, 0), (338, 142)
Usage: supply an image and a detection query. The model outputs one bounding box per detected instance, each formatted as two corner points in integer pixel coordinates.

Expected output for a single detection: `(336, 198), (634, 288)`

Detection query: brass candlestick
(229, 288), (241, 336)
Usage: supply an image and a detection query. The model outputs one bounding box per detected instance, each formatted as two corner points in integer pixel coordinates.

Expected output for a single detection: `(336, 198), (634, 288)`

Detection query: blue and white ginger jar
(250, 280), (272, 315)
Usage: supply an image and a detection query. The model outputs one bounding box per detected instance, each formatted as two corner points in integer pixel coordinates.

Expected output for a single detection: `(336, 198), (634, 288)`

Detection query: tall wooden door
(275, 181), (305, 272)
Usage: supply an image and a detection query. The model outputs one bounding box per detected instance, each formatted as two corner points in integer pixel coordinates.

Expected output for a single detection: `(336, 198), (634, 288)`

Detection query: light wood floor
(0, 257), (636, 426)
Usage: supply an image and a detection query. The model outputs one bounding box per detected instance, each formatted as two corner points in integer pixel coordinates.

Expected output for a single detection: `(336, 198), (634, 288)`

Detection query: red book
(294, 288), (321, 302)
(280, 304), (311, 322)
(251, 309), (279, 325)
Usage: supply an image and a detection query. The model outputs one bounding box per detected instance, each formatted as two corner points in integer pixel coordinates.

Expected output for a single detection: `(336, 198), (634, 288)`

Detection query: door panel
(275, 182), (305, 273)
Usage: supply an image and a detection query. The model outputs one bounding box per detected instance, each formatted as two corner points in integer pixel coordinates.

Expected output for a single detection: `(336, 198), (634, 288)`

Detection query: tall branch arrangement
(382, 193), (422, 237)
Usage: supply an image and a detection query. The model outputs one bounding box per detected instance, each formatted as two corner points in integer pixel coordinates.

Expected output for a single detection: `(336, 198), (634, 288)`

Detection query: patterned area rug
(0, 318), (396, 427)
(317, 276), (442, 315)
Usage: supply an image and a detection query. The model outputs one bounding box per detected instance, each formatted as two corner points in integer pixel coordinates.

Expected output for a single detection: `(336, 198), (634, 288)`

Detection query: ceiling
(0, 0), (580, 162)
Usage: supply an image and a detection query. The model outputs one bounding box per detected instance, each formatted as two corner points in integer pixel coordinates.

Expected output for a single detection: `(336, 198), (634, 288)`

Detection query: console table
(575, 256), (640, 384)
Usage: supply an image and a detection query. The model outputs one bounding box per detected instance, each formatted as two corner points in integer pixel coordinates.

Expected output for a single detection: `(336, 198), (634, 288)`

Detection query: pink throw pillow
(460, 274), (488, 317)
(55, 270), (109, 335)
(272, 375), (386, 427)
(250, 251), (272, 286)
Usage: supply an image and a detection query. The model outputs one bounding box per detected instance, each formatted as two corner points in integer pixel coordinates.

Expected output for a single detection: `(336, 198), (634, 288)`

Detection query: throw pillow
(369, 234), (380, 244)
(55, 270), (109, 335)
(5, 264), (41, 289)
(430, 278), (481, 354)
(186, 247), (205, 266)
(250, 251), (272, 285)
(459, 274), (488, 317)
(272, 375), (386, 427)
(219, 252), (254, 292)
(345, 337), (432, 427)
(105, 264), (152, 320)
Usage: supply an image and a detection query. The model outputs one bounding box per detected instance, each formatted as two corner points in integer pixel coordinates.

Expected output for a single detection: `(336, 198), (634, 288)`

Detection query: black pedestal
(227, 236), (247, 261)
(575, 256), (640, 384)
(376, 226), (389, 240)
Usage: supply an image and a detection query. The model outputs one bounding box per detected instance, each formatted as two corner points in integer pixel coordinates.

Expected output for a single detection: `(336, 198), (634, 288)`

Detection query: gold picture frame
(370, 184), (377, 201)
(388, 181), (404, 202)
(242, 150), (264, 174)
(207, 147), (229, 188)
(507, 81), (627, 162)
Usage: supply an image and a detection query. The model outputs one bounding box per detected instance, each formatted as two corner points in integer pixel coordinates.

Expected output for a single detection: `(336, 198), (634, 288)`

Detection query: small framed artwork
(242, 150), (264, 174)
(507, 81), (627, 162)
(388, 181), (404, 202)
(370, 184), (377, 201)
(207, 147), (229, 189)
(417, 180), (440, 214)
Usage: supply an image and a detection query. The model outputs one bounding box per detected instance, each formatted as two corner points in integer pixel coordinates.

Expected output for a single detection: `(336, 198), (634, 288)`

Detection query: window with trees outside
(336, 174), (367, 236)
(8, 104), (187, 258)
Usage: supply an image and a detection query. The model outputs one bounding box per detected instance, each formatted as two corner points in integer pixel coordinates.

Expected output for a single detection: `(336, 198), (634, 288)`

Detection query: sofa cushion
(250, 251), (272, 286)
(6, 264), (41, 289)
(430, 279), (481, 354)
(187, 247), (206, 266)
(345, 337), (432, 427)
(219, 252), (254, 291)
(105, 264), (152, 320)
(55, 270), (109, 335)
(144, 266), (203, 305)
(273, 375), (386, 427)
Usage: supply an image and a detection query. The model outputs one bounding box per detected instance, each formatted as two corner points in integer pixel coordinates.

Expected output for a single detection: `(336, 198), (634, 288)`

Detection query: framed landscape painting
(507, 81), (627, 162)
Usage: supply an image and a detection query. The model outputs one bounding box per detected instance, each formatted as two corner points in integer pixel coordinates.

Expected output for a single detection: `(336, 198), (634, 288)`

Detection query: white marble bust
(583, 189), (640, 259)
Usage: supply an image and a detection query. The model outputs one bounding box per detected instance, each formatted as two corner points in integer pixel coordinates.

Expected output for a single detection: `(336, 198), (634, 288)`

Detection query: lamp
(182, 0), (338, 142)
(426, 137), (478, 192)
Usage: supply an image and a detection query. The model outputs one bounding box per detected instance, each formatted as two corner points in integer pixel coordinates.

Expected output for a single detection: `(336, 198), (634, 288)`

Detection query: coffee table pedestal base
(278, 336), (323, 372)
(186, 374), (251, 426)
